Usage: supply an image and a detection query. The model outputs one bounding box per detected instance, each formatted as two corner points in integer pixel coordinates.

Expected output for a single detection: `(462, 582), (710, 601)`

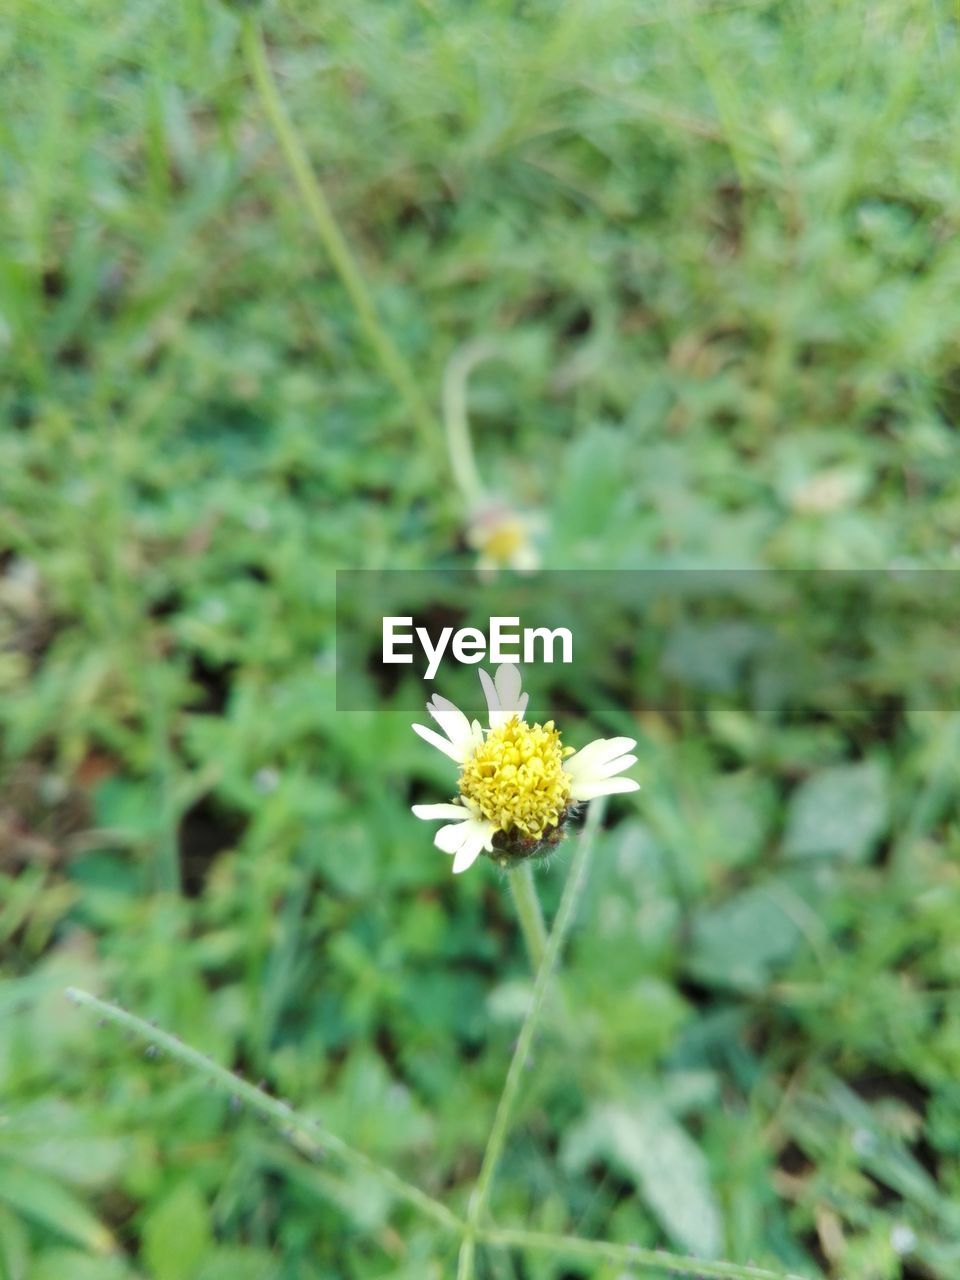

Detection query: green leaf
(0, 1164), (113, 1255)
(686, 877), (810, 993)
(8, 1101), (129, 1190)
(197, 1247), (281, 1280)
(142, 1183), (212, 1280)
(0, 1203), (30, 1280)
(30, 1250), (131, 1280)
(784, 761), (889, 860)
(562, 1101), (723, 1257)
(661, 621), (766, 695)
(92, 778), (157, 840)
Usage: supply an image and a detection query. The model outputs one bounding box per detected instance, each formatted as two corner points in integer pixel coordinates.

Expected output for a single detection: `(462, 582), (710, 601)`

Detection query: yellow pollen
(458, 716), (573, 840)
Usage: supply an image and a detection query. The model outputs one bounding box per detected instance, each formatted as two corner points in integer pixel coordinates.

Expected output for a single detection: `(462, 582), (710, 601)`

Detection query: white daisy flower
(412, 663), (639, 874)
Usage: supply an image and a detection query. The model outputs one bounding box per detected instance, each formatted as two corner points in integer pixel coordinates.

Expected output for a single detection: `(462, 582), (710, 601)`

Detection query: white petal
(478, 668), (499, 721)
(434, 822), (470, 854)
(578, 753), (638, 781)
(494, 663), (522, 710)
(562, 744), (603, 776)
(412, 722), (463, 762)
(511, 546), (540, 573)
(434, 816), (496, 867)
(426, 696), (475, 756)
(564, 736), (637, 779)
(465, 816), (496, 851)
(569, 776), (641, 802)
(412, 803), (471, 821)
(429, 694), (462, 715)
(482, 664), (528, 728)
(452, 825), (489, 874)
(580, 735), (636, 762)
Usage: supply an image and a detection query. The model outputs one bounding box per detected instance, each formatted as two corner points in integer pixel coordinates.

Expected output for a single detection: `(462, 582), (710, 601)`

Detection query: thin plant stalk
(241, 18), (440, 453)
(441, 339), (497, 507)
(507, 861), (548, 970)
(484, 1228), (810, 1280)
(458, 802), (603, 1277)
(64, 987), (461, 1235)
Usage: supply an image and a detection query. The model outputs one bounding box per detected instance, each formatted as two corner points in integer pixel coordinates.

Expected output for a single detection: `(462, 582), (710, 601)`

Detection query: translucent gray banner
(335, 569), (960, 715)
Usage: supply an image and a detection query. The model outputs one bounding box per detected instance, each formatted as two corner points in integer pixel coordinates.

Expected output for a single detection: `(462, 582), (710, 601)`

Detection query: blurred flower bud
(465, 501), (544, 578)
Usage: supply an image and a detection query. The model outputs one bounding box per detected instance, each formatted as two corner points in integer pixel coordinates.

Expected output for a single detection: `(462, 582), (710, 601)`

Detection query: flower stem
(441, 340), (496, 507)
(64, 987), (461, 1235)
(508, 861), (548, 970)
(483, 1228), (810, 1280)
(455, 1236), (476, 1280)
(241, 18), (440, 454)
(458, 802), (603, 1277)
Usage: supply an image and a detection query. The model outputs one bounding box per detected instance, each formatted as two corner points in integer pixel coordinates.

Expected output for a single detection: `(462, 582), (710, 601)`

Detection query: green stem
(508, 862), (548, 970)
(484, 1228), (809, 1280)
(456, 1236), (476, 1280)
(458, 802), (603, 1277)
(64, 987), (461, 1235)
(241, 18), (439, 453)
(441, 340), (495, 507)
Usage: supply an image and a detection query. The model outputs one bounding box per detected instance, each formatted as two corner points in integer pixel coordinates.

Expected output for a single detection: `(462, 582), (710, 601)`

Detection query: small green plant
(69, 802), (804, 1280)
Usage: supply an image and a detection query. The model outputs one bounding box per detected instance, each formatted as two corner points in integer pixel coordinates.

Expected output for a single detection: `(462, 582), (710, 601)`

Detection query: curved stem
(508, 862), (548, 970)
(441, 340), (497, 507)
(65, 988), (461, 1235)
(242, 19), (439, 453)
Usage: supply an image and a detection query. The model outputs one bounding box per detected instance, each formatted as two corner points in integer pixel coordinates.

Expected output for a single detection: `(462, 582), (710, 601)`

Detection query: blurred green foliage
(2, 0), (960, 1276)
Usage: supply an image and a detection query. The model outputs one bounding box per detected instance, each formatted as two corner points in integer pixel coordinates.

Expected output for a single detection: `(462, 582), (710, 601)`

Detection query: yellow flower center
(459, 716), (573, 840)
(476, 519), (527, 563)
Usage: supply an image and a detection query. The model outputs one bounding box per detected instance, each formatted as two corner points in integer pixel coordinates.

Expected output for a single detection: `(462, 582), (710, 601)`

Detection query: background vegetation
(3, 0), (960, 1276)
